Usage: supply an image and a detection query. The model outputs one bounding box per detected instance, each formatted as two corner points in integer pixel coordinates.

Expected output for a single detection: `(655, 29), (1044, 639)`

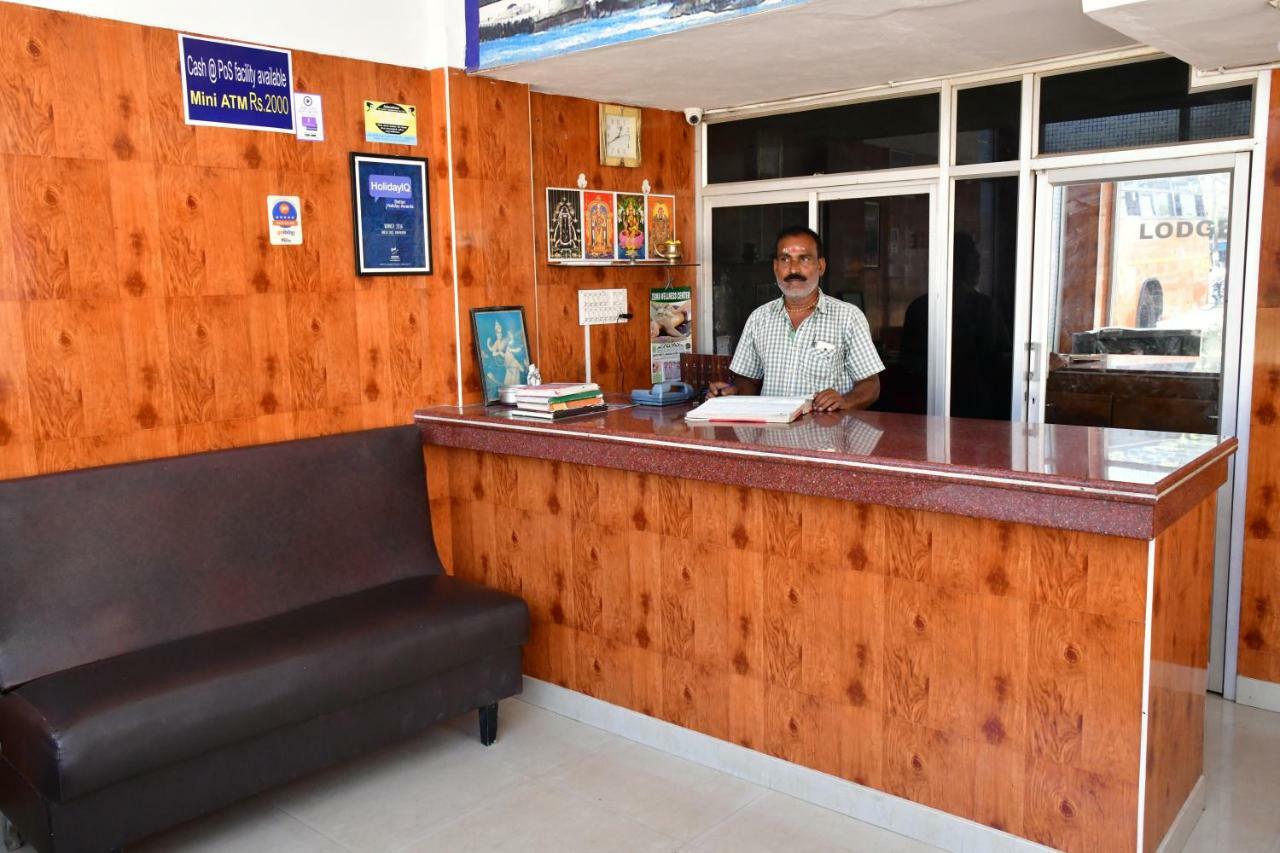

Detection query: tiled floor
(10, 695), (1280, 852)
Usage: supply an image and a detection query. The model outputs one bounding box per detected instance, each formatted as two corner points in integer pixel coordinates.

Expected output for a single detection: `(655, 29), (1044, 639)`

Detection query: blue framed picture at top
(349, 153), (431, 275)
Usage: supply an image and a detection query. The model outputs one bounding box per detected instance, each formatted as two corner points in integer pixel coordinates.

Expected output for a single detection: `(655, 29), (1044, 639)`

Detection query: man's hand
(707, 381), (737, 397)
(811, 375), (879, 412)
(812, 388), (847, 412)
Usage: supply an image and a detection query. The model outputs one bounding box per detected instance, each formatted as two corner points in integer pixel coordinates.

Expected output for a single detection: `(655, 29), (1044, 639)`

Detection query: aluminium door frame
(1026, 151), (1252, 695)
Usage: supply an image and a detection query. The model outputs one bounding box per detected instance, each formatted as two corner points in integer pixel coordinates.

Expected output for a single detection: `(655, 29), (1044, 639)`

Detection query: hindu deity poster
(646, 194), (675, 257)
(546, 188), (583, 260)
(616, 193), (647, 261)
(583, 191), (616, 260)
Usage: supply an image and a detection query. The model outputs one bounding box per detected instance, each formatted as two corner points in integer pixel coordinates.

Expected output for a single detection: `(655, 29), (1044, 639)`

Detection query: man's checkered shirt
(729, 291), (885, 398)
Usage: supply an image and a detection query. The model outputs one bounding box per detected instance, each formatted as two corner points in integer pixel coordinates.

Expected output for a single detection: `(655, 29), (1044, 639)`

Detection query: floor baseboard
(1237, 676), (1280, 714)
(1155, 775), (1206, 853)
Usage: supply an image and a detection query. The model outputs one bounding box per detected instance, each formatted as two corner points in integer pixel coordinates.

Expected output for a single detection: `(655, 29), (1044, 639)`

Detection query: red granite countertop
(414, 401), (1235, 539)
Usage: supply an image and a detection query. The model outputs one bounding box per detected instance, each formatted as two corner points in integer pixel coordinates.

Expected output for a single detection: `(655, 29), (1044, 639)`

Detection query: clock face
(604, 115), (637, 158)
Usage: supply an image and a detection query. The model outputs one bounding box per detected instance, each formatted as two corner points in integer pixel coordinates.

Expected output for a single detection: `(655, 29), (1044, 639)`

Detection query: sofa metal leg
(478, 702), (498, 746)
(2, 815), (24, 852)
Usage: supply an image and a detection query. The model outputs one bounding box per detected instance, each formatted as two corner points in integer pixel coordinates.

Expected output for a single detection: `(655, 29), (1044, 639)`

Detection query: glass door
(816, 185), (936, 415)
(704, 185), (937, 416)
(1027, 153), (1251, 692)
(705, 195), (809, 357)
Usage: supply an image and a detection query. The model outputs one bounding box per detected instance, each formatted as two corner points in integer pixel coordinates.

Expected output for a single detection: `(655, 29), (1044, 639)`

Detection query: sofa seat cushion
(0, 575), (528, 802)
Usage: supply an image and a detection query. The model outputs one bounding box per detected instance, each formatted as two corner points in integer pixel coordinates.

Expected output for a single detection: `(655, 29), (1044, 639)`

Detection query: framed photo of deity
(615, 193), (646, 260)
(470, 305), (531, 404)
(546, 187), (584, 260)
(582, 191), (616, 260)
(645, 194), (675, 258)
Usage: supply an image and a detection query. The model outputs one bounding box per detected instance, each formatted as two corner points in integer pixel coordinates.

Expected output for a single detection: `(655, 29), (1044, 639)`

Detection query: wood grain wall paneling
(433, 445), (1169, 852)
(531, 92), (696, 394)
(1145, 495), (1217, 851)
(1239, 72), (1280, 685)
(0, 5), (456, 478)
(447, 70), (538, 404)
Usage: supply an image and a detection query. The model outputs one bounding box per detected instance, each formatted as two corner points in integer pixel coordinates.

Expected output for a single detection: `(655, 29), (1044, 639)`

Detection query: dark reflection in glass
(820, 194), (931, 414)
(955, 82), (1021, 165)
(707, 93), (939, 184)
(710, 202), (807, 355)
(949, 177), (1018, 420)
(1039, 58), (1252, 155)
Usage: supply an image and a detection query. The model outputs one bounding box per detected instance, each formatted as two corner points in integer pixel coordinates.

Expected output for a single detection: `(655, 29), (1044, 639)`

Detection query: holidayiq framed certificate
(349, 153), (431, 275)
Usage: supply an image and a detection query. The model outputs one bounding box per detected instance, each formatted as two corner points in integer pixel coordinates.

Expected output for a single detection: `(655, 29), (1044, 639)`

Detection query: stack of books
(510, 383), (607, 420)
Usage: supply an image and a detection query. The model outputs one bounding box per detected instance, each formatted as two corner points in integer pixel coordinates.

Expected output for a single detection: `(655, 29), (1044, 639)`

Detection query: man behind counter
(709, 226), (884, 411)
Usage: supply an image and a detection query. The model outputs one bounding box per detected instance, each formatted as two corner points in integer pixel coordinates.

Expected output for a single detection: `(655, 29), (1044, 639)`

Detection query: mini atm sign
(180, 34), (295, 133)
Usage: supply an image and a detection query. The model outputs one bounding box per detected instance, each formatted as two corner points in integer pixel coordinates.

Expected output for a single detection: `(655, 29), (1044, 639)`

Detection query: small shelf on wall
(547, 259), (699, 289)
(545, 260), (699, 268)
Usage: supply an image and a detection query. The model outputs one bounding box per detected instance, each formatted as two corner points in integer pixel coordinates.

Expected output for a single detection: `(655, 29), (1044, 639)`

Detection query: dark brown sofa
(0, 426), (529, 853)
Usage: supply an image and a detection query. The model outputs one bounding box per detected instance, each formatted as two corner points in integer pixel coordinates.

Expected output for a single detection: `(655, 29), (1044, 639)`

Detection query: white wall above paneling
(10, 0), (467, 69)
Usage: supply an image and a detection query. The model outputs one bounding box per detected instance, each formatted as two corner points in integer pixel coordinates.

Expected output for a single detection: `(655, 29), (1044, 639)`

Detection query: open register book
(684, 395), (812, 424)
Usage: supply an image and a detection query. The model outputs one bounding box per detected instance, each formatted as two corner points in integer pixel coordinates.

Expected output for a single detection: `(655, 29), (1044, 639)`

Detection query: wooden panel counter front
(415, 404), (1234, 853)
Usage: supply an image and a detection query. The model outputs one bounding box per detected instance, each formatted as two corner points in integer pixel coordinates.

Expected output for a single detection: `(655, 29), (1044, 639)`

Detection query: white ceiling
(475, 0), (1136, 111)
(1085, 0), (1280, 72)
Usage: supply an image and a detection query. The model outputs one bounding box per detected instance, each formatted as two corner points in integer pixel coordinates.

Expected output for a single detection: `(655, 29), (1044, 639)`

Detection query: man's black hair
(775, 225), (824, 259)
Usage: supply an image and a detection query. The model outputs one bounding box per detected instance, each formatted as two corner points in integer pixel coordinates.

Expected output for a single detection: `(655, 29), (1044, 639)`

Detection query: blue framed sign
(350, 153), (431, 276)
(180, 34), (295, 133)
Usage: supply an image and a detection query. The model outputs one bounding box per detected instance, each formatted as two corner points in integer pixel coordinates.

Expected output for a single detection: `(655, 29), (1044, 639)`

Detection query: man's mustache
(785, 274), (806, 282)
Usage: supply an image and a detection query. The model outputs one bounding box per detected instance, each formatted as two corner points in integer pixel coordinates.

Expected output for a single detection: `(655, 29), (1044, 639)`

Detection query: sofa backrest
(0, 425), (441, 690)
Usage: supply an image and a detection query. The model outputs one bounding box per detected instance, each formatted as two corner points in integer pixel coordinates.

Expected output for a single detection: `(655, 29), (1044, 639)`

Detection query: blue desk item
(630, 382), (695, 407)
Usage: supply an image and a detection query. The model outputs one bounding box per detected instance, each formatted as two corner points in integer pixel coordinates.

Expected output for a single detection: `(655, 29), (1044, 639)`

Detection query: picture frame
(615, 193), (647, 260)
(582, 191), (616, 259)
(349, 152), (432, 276)
(546, 187), (584, 261)
(470, 305), (532, 404)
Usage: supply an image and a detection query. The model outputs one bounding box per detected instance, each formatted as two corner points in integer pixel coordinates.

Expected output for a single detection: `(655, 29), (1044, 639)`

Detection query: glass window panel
(1044, 172), (1232, 435)
(951, 178), (1018, 420)
(820, 194), (931, 414)
(1039, 58), (1252, 155)
(710, 202), (808, 356)
(707, 93), (939, 184)
(954, 82), (1021, 165)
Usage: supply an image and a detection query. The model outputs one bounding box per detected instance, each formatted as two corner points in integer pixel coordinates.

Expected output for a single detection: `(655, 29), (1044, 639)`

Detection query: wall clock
(599, 104), (641, 167)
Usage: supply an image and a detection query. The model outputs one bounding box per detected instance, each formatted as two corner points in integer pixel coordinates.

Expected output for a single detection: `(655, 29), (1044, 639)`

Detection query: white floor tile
(542, 738), (767, 841)
(270, 724), (527, 853)
(681, 790), (939, 853)
(445, 697), (620, 778)
(133, 802), (348, 853)
(403, 779), (680, 853)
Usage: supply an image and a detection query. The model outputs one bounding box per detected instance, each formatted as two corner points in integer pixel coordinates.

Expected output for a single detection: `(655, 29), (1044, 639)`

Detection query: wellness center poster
(350, 154), (431, 275)
(650, 287), (692, 382)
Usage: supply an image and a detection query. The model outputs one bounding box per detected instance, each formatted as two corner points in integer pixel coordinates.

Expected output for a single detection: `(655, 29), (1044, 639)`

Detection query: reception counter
(415, 403), (1234, 852)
